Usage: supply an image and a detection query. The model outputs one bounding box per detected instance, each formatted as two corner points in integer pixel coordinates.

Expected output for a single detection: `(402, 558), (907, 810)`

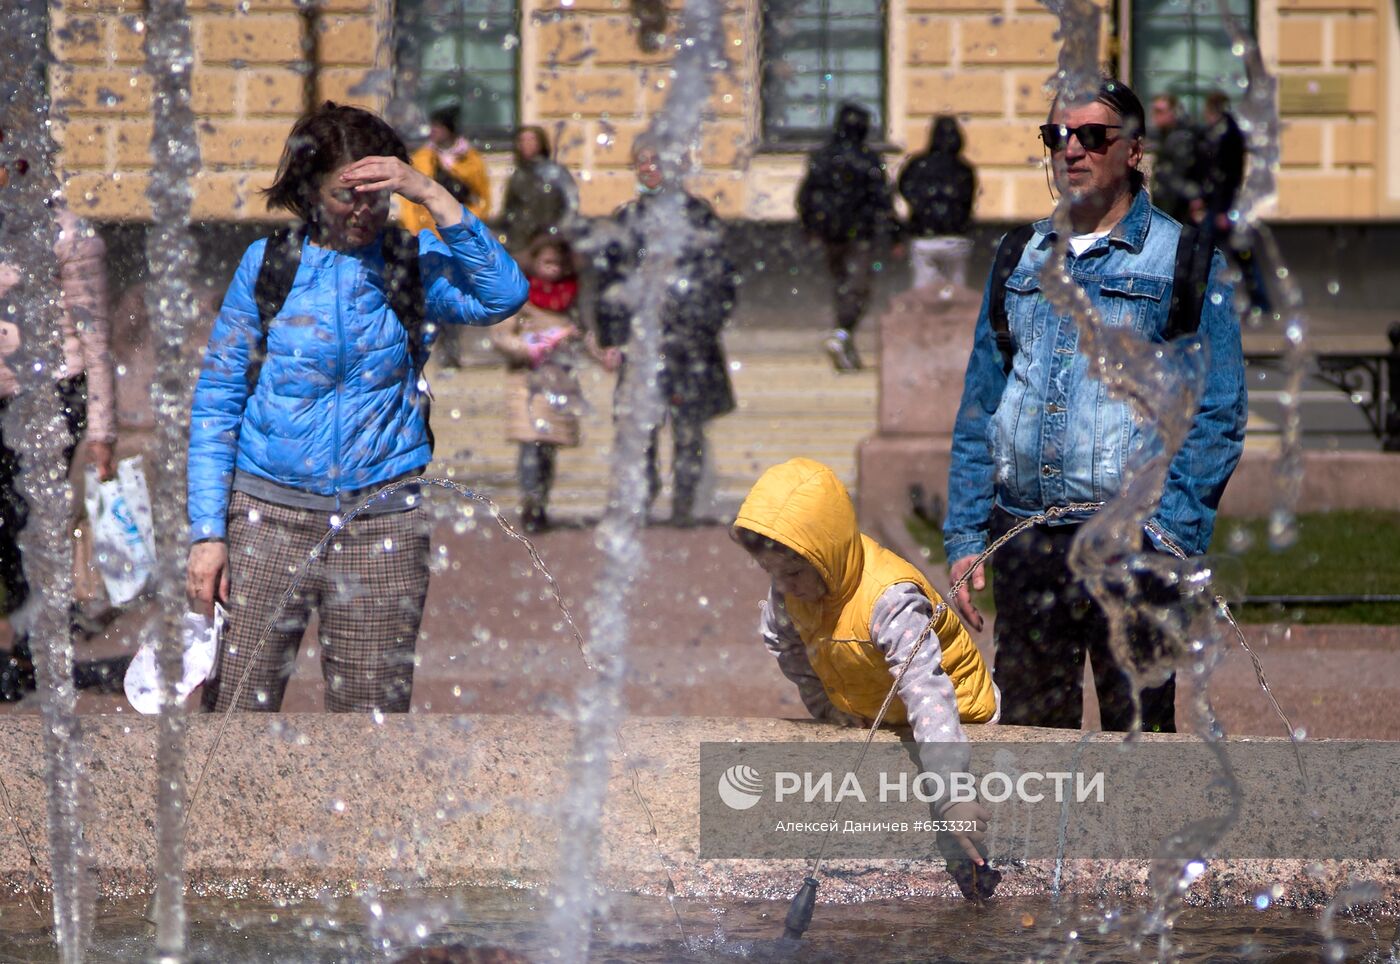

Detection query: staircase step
(424, 330), (876, 520)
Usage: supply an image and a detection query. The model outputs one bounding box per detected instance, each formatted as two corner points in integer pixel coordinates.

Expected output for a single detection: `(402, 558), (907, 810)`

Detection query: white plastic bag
(124, 604), (223, 714)
(83, 456), (156, 606)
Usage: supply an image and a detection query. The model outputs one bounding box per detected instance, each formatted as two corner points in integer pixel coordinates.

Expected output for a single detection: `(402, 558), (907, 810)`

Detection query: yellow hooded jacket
(735, 458), (997, 725)
(399, 143), (492, 236)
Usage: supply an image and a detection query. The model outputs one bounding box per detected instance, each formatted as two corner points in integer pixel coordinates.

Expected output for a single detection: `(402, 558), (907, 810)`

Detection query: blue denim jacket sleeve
(943, 268), (1005, 562)
(1150, 249), (1247, 556)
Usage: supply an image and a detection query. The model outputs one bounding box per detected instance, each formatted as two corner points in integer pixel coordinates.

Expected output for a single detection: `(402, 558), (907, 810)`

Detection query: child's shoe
(823, 329), (862, 372)
(521, 505), (549, 534)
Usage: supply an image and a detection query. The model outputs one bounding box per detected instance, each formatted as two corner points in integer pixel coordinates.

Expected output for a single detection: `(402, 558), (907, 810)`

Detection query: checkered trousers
(202, 491), (430, 713)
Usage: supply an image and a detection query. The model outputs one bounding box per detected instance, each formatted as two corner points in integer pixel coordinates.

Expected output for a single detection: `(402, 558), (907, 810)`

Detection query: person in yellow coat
(733, 457), (1002, 900)
(399, 106), (492, 366)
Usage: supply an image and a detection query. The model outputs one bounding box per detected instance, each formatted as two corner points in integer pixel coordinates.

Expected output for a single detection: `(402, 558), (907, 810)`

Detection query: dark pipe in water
(782, 876), (820, 941)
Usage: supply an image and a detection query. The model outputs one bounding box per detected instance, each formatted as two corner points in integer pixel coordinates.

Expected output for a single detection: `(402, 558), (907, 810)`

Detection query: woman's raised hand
(339, 156), (431, 202)
(339, 156), (466, 229)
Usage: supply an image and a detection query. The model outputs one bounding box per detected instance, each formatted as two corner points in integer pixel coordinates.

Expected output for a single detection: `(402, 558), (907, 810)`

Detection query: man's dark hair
(262, 102), (409, 222)
(1095, 78), (1146, 141)
(929, 115), (963, 155)
(1048, 77), (1147, 192)
(514, 124), (552, 162)
(1204, 90), (1231, 115)
(429, 105), (460, 137)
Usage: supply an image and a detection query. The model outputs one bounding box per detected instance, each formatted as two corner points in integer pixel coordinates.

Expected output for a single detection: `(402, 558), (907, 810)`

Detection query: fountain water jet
(544, 0), (726, 957)
(1, 8), (96, 960)
(141, 0), (203, 958)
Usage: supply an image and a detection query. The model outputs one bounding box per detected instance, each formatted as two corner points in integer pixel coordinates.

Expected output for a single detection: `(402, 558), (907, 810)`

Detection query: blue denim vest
(944, 190), (1248, 560)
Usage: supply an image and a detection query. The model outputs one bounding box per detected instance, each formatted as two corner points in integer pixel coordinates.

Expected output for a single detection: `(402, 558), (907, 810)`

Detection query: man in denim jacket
(942, 79), (1248, 732)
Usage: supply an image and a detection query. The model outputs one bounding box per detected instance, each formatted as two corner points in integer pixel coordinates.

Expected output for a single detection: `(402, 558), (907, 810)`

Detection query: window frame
(393, 0), (522, 153)
(1121, 0), (1256, 118)
(758, 0), (889, 152)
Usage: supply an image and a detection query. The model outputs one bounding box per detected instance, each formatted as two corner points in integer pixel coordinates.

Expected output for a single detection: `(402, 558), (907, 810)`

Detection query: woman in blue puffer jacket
(187, 103), (526, 712)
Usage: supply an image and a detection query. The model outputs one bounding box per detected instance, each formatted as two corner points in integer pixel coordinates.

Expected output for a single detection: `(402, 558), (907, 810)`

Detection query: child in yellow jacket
(733, 457), (1002, 900)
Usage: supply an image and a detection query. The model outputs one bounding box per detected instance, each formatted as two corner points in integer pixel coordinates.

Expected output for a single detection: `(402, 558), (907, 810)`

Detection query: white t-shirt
(1068, 230), (1110, 256)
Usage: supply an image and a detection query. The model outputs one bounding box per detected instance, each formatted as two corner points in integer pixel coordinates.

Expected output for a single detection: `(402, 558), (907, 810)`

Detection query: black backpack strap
(381, 226), (426, 370)
(1166, 222), (1212, 340)
(988, 223), (1036, 374)
(380, 226), (432, 454)
(249, 225), (304, 393)
(254, 225), (303, 329)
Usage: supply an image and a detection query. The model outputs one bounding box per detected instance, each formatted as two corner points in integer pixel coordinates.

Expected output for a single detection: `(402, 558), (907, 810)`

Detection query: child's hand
(939, 799), (990, 864)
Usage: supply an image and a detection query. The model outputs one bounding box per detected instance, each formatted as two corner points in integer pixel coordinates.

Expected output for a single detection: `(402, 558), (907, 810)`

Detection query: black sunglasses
(1039, 123), (1123, 152)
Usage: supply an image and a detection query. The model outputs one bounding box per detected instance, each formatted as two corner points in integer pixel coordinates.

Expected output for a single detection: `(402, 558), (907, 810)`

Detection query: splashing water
(1319, 880), (1386, 964)
(177, 479), (687, 952)
(142, 0), (203, 959)
(1034, 0), (1299, 954)
(0, 9), (94, 961)
(545, 0), (726, 958)
(1216, 0), (1309, 551)
(1024, 0), (1341, 948)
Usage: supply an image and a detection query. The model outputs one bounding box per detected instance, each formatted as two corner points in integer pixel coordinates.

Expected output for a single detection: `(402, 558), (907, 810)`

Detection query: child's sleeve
(760, 590), (858, 726)
(871, 584), (969, 745)
(488, 314), (531, 364)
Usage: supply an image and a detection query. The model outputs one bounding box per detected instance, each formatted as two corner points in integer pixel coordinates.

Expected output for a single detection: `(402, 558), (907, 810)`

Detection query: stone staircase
(425, 329), (880, 522)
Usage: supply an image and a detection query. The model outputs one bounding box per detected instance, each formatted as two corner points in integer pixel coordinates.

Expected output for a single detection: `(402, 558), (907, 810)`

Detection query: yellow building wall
(1271, 0), (1383, 218)
(47, 0), (1394, 223)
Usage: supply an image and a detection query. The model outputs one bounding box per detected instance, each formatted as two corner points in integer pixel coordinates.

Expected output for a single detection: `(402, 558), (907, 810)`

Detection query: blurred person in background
(398, 105), (493, 368)
(898, 115), (977, 290)
(490, 235), (618, 533)
(0, 142), (125, 698)
(500, 125), (578, 254)
(1192, 91), (1268, 313)
(594, 137), (737, 526)
(796, 102), (901, 372)
(1147, 93), (1200, 226)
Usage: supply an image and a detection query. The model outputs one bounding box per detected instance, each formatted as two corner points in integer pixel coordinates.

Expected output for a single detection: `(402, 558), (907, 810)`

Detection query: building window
(395, 0), (519, 149)
(1130, 0), (1252, 115)
(761, 0), (886, 147)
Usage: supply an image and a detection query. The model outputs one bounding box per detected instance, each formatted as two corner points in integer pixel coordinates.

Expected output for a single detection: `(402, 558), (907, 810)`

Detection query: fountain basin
(0, 716), (1395, 909)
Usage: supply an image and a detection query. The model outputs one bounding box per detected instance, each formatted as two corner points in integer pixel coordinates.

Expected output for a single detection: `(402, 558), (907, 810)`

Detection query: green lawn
(908, 510), (1400, 625)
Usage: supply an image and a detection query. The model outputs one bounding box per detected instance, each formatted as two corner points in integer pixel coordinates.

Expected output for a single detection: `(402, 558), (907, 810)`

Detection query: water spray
(178, 478), (690, 946)
(776, 502), (1304, 943)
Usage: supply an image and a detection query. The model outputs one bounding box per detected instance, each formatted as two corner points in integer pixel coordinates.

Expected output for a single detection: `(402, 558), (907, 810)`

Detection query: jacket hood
(832, 103), (872, 145)
(733, 458), (864, 606)
(928, 116), (963, 154)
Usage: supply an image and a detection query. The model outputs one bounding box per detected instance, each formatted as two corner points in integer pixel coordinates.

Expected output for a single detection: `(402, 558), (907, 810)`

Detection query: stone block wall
(50, 0), (382, 222)
(1272, 0), (1385, 218)
(44, 0), (1398, 223)
(524, 0), (755, 216)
